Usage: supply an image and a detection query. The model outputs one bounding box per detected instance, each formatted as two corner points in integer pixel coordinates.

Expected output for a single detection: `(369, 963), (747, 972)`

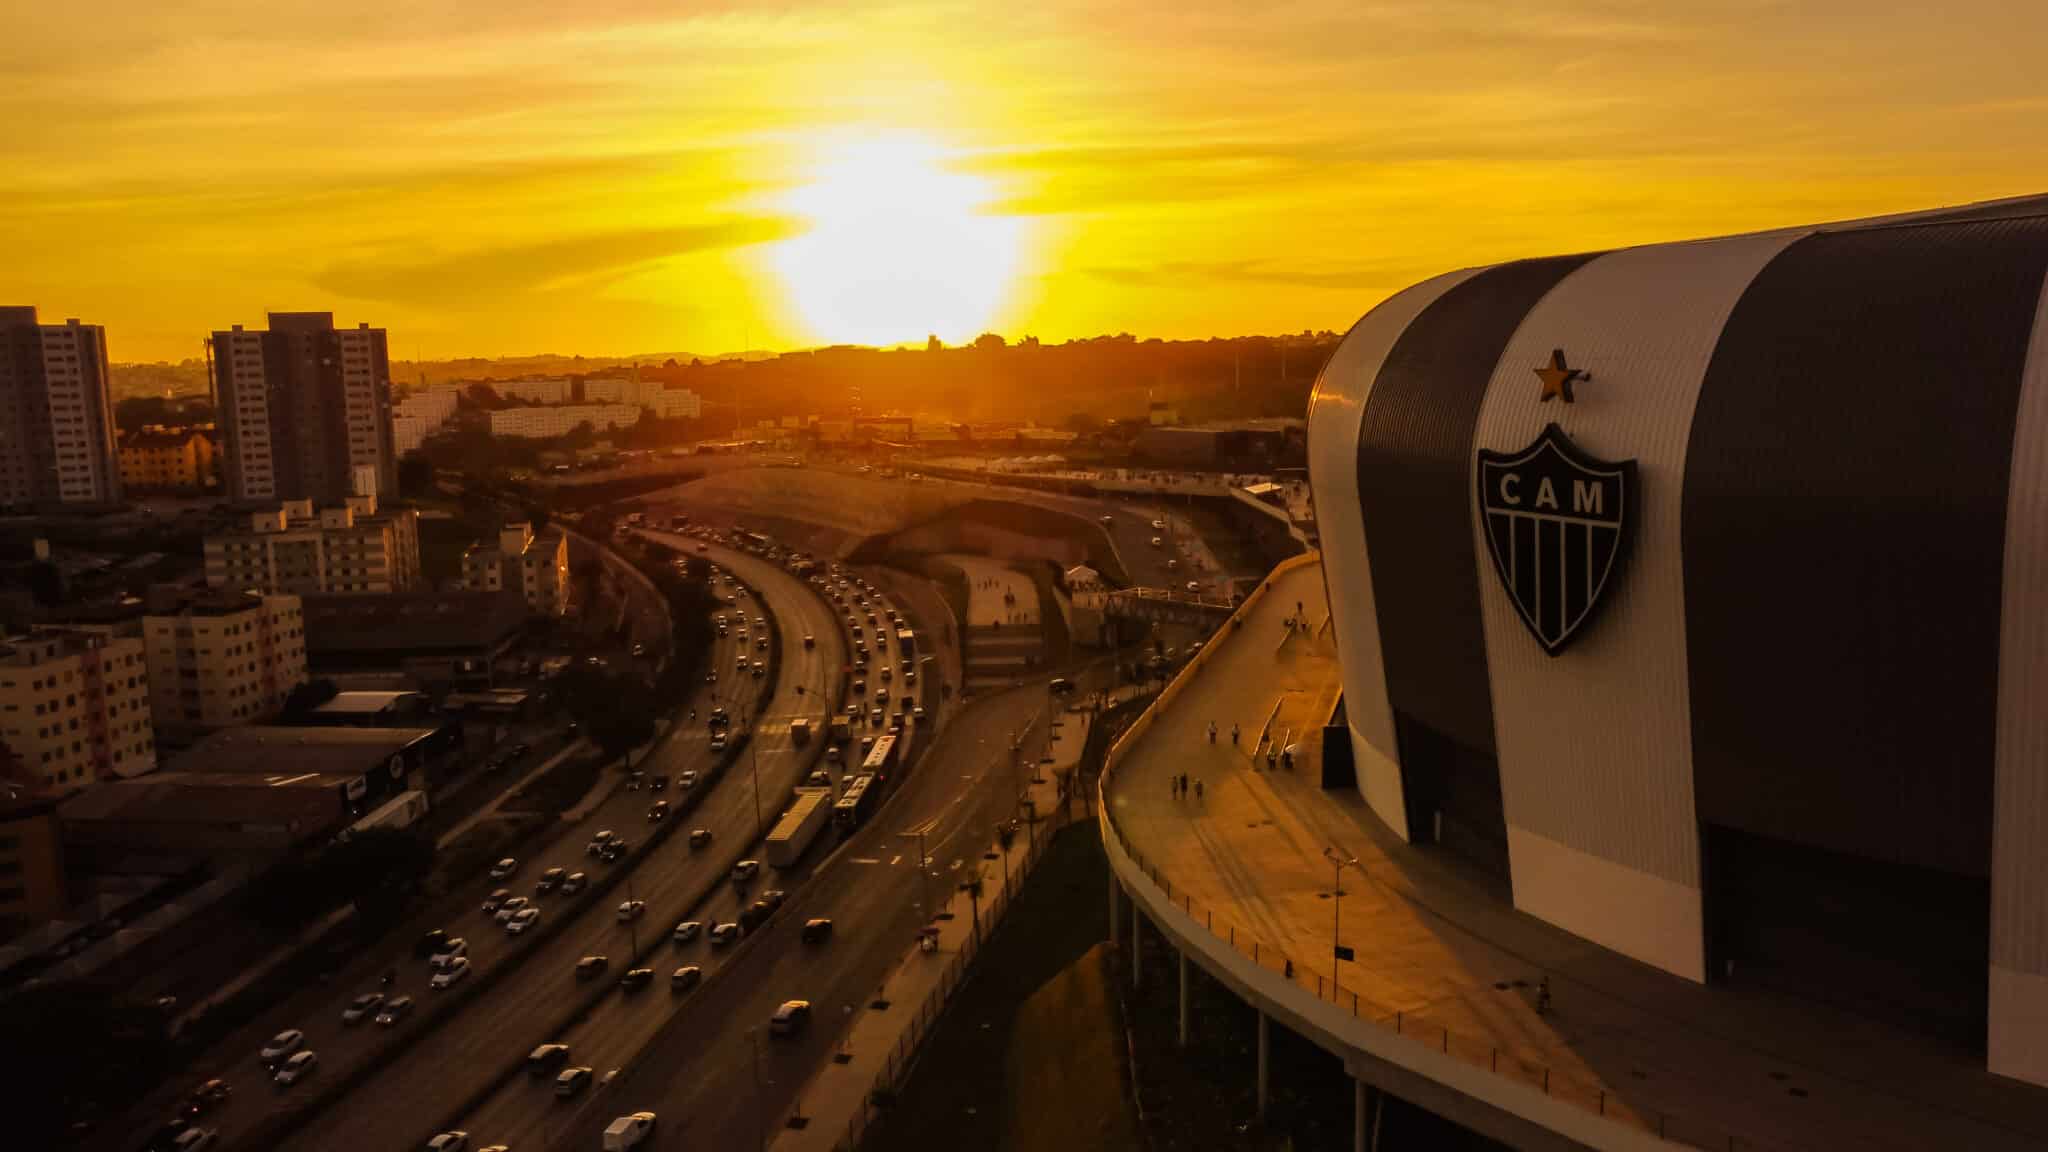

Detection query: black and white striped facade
(1306, 195), (2048, 1086)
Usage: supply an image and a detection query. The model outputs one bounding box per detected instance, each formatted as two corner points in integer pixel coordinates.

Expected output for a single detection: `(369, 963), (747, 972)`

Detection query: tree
(557, 661), (655, 764)
(326, 827), (434, 924)
(926, 334), (944, 352)
(972, 332), (1006, 351)
(0, 982), (173, 1146)
(398, 454), (436, 498)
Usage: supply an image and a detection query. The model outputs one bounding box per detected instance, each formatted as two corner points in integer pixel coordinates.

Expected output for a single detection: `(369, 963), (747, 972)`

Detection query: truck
(828, 719), (852, 745)
(340, 790), (429, 840)
(788, 718), (812, 744)
(765, 787), (834, 868)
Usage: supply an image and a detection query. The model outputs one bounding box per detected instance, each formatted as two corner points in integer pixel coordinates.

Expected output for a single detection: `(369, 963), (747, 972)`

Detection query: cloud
(315, 217), (800, 310)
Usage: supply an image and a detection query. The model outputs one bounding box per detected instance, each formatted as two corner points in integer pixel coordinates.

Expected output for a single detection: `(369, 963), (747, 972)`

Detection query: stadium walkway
(1105, 560), (2048, 1151)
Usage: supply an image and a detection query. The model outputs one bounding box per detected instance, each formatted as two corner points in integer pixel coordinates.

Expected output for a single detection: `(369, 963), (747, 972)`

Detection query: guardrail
(1091, 555), (1792, 1152)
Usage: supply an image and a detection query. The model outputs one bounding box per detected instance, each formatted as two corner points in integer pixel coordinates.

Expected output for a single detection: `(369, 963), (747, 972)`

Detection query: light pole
(1324, 848), (1359, 1001)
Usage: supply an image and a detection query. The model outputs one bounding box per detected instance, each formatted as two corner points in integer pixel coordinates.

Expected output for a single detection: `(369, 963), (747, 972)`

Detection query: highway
(538, 676), (1069, 1152)
(261, 539), (846, 1152)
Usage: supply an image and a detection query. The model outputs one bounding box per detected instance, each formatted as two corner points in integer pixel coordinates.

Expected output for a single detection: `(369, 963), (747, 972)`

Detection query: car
(603, 1112), (658, 1149)
(913, 704), (927, 721)
(669, 919), (704, 945)
(751, 662), (765, 678)
(527, 1042), (572, 1076)
(861, 735), (875, 754)
(709, 706), (730, 726)
(488, 857), (518, 880)
(1151, 518), (1166, 530)
(803, 634), (815, 648)
(1166, 558), (1180, 571)
(769, 1000), (812, 1036)
(415, 928), (450, 958)
(677, 769), (699, 789)
(670, 965), (702, 993)
(617, 900), (645, 922)
(708, 922), (740, 947)
(649, 774), (668, 791)
(508, 742), (530, 759)
(555, 1066), (594, 1096)
(1150, 536), (1164, 548)
(490, 889), (531, 920)
(760, 888), (787, 910)
(905, 670), (917, 685)
(689, 827), (712, 849)
(561, 871), (588, 894)
(506, 906), (541, 934)
(731, 859), (760, 883)
(631, 642), (647, 657)
(575, 955), (609, 980)
(342, 992), (385, 1024)
(171, 1129), (217, 1152)
(374, 996), (415, 1025)
(737, 653), (749, 669)
(625, 771), (643, 791)
(425, 1133), (470, 1152)
(182, 1079), (231, 1117)
(709, 734), (729, 753)
(869, 708), (884, 728)
(259, 1029), (305, 1065)
(1049, 677), (1072, 694)
(807, 769), (832, 788)
(802, 918), (834, 944)
(537, 866), (567, 893)
(619, 967), (655, 993)
(647, 800), (669, 822)
(888, 715), (904, 733)
(851, 677), (865, 695)
(876, 684), (890, 700)
(273, 1050), (319, 1086)
(430, 956), (472, 989)
(1100, 513), (1114, 524)
(600, 838), (631, 862)
(481, 888), (512, 913)
(755, 637), (768, 651)
(825, 746), (842, 763)
(739, 900), (774, 932)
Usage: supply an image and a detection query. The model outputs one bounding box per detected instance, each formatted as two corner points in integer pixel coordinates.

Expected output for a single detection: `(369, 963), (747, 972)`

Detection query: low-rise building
(488, 404), (642, 439)
(0, 794), (66, 928)
(0, 627), (154, 794)
(493, 377), (570, 405)
(302, 590), (528, 689)
(142, 590), (307, 740)
(460, 523), (570, 617)
(204, 491), (422, 596)
(118, 427), (217, 491)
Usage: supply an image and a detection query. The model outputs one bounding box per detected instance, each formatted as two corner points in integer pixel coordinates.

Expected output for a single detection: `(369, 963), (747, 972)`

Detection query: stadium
(1306, 195), (2048, 1088)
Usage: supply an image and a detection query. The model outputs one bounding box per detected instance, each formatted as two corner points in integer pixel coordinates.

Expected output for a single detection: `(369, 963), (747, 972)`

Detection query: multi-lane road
(264, 540), (846, 1152)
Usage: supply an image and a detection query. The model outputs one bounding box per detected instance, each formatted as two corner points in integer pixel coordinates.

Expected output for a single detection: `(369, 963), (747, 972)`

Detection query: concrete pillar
(1354, 1078), (1368, 1152)
(1131, 896), (1142, 988)
(1256, 1010), (1270, 1114)
(1108, 876), (1121, 947)
(1178, 949), (1189, 1046)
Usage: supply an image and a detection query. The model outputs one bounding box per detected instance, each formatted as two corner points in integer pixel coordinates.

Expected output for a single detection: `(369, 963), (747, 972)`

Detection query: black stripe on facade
(1684, 215), (2048, 879)
(1355, 255), (1598, 757)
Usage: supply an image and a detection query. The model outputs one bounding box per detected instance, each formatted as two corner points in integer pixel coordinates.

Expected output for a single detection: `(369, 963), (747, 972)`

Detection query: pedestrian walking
(1230, 723), (1240, 745)
(1195, 778), (1204, 802)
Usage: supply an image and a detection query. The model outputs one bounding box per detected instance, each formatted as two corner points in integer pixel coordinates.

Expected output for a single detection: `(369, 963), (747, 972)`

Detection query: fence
(817, 756), (1065, 1150)
(1092, 561), (1799, 1152)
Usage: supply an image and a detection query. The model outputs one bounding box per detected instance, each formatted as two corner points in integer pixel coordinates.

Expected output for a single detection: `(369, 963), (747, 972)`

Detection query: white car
(1186, 581), (1201, 593)
(431, 937), (469, 965)
(671, 920), (702, 944)
(506, 907), (541, 934)
(488, 858), (518, 880)
(273, 1050), (318, 1086)
(1150, 536), (1164, 548)
(259, 1029), (304, 1065)
(603, 1112), (658, 1150)
(481, 888), (512, 913)
(426, 1134), (470, 1152)
(677, 769), (699, 790)
(587, 831), (615, 856)
(430, 956), (472, 989)
(616, 900), (646, 923)
(1150, 518), (1166, 530)
(731, 859), (760, 882)
(561, 871), (588, 894)
(341, 992), (384, 1024)
(708, 922), (740, 947)
(493, 897), (529, 924)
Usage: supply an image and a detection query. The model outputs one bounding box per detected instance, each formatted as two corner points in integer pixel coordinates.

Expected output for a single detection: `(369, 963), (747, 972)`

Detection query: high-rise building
(203, 489), (421, 596)
(211, 313), (395, 504)
(142, 590), (307, 739)
(0, 627), (154, 794)
(0, 307), (121, 505)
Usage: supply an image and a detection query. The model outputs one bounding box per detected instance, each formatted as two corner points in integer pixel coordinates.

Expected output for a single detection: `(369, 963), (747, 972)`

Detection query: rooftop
(302, 590), (526, 657)
(162, 724), (437, 777)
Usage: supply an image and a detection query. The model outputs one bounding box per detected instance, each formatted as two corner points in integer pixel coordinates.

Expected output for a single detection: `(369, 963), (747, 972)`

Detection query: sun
(771, 132), (1025, 347)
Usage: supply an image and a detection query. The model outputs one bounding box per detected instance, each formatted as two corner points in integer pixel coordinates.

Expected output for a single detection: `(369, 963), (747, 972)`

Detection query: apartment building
(0, 307), (121, 505)
(582, 377), (700, 420)
(488, 404), (641, 439)
(460, 522), (570, 617)
(204, 489), (421, 596)
(0, 628), (154, 794)
(142, 591), (307, 739)
(211, 312), (396, 503)
(118, 427), (218, 490)
(493, 378), (571, 405)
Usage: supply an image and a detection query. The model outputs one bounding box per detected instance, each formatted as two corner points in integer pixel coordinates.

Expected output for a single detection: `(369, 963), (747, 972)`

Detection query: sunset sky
(5, 1), (2048, 363)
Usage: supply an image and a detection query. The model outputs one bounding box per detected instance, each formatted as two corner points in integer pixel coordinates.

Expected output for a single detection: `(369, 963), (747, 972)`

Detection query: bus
(894, 628), (916, 661)
(833, 773), (880, 829)
(861, 734), (900, 780)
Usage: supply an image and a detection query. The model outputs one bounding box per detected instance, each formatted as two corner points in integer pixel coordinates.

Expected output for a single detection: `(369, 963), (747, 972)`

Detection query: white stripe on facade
(1307, 267), (1480, 839)
(1989, 266), (2048, 1088)
(1466, 229), (1807, 983)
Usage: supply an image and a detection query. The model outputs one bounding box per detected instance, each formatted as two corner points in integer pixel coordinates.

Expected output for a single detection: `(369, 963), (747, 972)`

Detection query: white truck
(788, 718), (812, 744)
(764, 787), (833, 869)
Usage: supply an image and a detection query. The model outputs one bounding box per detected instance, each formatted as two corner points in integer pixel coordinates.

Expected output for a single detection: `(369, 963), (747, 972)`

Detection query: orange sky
(5, 1), (2048, 362)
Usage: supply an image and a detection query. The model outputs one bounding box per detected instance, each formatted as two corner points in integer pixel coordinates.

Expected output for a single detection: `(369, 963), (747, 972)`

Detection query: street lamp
(1323, 848), (1360, 1000)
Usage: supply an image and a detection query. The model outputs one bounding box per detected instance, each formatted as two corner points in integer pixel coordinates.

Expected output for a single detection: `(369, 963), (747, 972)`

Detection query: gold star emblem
(1535, 348), (1588, 404)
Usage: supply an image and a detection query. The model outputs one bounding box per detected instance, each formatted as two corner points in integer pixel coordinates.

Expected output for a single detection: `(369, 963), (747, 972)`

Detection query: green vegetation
(555, 660), (656, 765)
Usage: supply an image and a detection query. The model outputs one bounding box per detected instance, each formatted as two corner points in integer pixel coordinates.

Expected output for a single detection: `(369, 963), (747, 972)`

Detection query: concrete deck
(1104, 559), (2048, 1152)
